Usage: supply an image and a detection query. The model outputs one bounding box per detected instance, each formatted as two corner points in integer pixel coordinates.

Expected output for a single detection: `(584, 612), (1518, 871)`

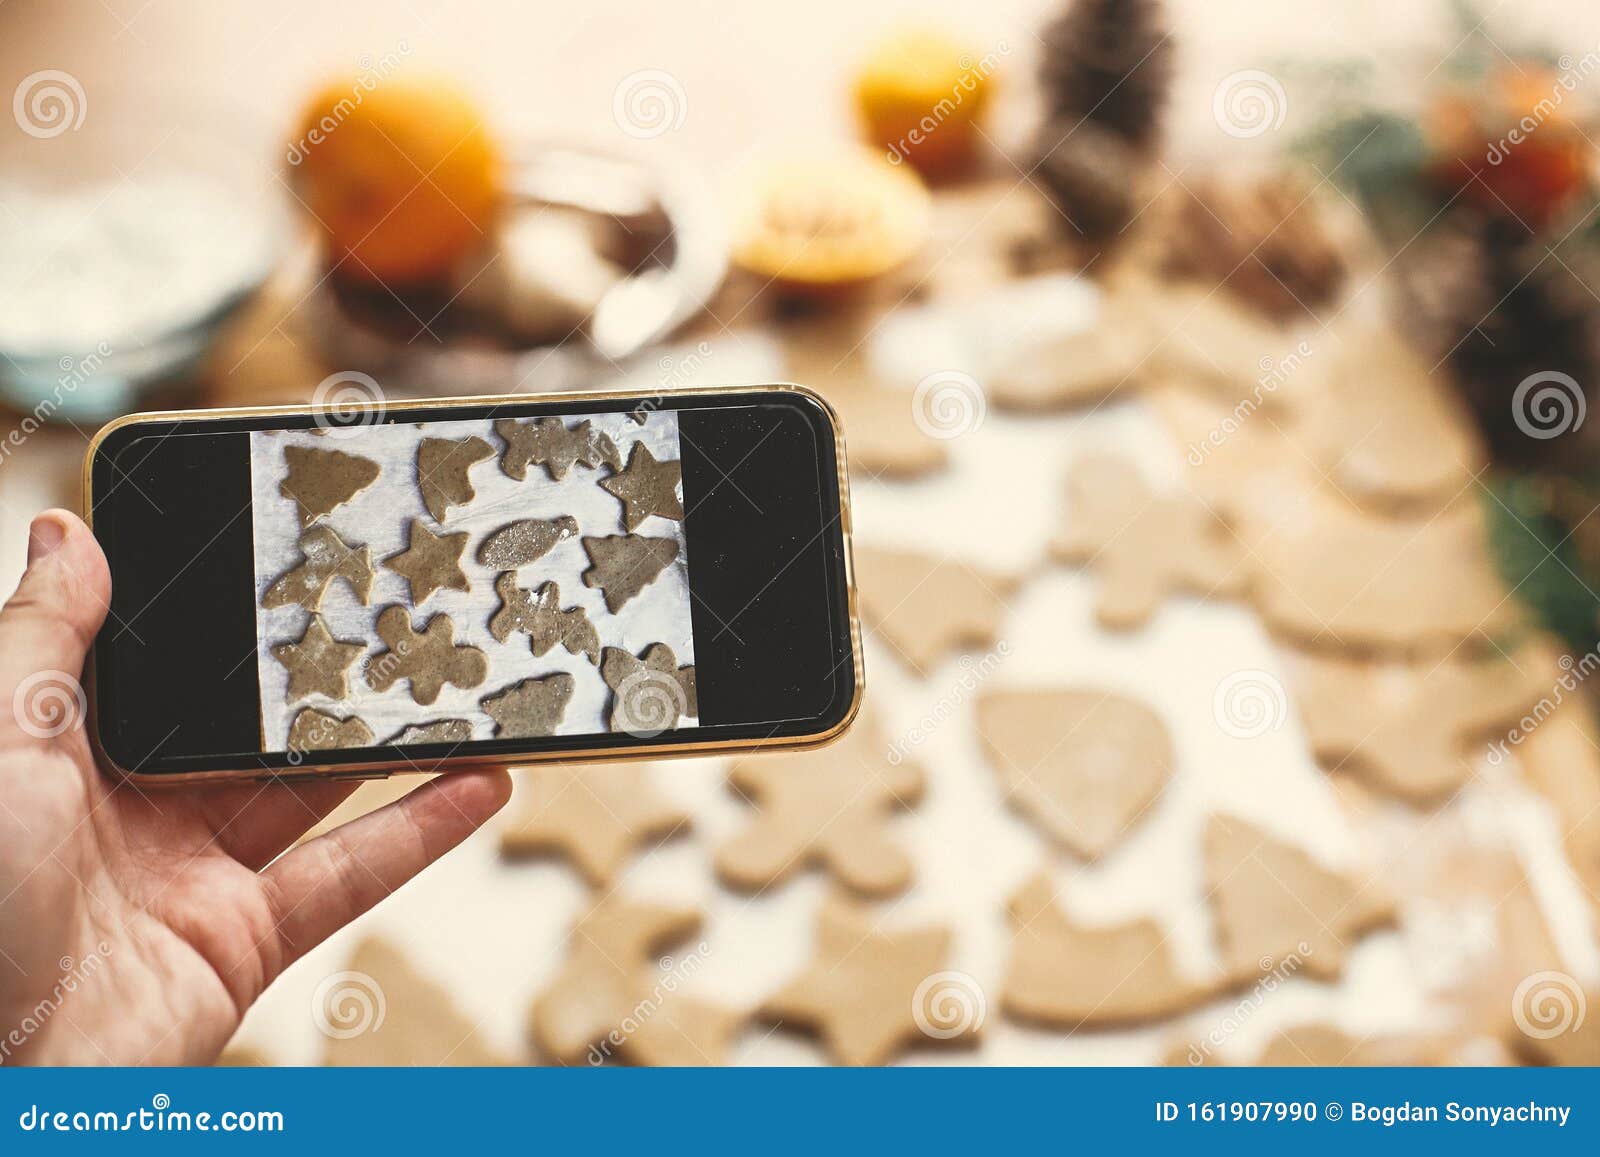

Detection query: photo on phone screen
(86, 387), (859, 780)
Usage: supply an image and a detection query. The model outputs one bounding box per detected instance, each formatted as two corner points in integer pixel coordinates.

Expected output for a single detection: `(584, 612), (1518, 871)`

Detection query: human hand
(0, 510), (511, 1065)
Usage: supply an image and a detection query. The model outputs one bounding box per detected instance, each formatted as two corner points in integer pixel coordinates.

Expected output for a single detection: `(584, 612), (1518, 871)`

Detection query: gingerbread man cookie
(365, 606), (488, 706)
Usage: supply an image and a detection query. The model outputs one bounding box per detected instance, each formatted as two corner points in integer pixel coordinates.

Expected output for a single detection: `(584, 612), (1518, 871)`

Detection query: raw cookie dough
(853, 545), (1011, 672)
(1003, 872), (1208, 1027)
(716, 712), (923, 895)
(271, 614), (366, 702)
(499, 762), (689, 882)
(581, 534), (679, 613)
(481, 673), (575, 738)
(279, 444), (380, 526)
(489, 574), (600, 663)
(530, 893), (741, 1066)
(760, 898), (977, 1066)
(477, 516), (580, 569)
(600, 643), (696, 733)
(384, 518), (471, 606)
(977, 689), (1172, 858)
(287, 707), (374, 752)
(416, 435), (494, 522)
(1054, 452), (1247, 629)
(262, 525), (376, 611)
(495, 416), (622, 481)
(366, 606), (488, 706)
(599, 442), (684, 531)
(385, 719), (474, 745)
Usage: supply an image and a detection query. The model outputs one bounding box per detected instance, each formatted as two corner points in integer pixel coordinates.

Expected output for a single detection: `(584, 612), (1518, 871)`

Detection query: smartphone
(83, 384), (861, 784)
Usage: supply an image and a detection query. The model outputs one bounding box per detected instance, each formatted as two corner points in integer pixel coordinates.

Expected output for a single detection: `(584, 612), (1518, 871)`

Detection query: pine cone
(1031, 118), (1141, 242)
(1037, 0), (1173, 153)
(1403, 215), (1600, 469)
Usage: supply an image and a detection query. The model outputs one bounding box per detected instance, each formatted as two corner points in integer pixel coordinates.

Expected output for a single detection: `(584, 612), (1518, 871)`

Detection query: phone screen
(87, 388), (857, 777)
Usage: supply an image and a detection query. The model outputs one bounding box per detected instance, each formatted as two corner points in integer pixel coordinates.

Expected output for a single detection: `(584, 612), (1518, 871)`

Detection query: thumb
(0, 511), (111, 719)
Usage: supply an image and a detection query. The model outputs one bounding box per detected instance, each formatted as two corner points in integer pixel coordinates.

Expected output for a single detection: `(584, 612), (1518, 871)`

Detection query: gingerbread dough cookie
(386, 719), (473, 745)
(530, 893), (741, 1066)
(1004, 872), (1207, 1027)
(581, 534), (679, 613)
(1205, 815), (1394, 982)
(416, 435), (494, 522)
(853, 546), (1010, 672)
(366, 606), (488, 706)
(271, 614), (366, 702)
(481, 673), (575, 738)
(977, 689), (1172, 858)
(287, 707), (374, 752)
(477, 516), (579, 569)
(279, 444), (380, 526)
(495, 416), (622, 481)
(1054, 452), (1246, 629)
(322, 937), (510, 1066)
(599, 442), (684, 531)
(489, 575), (600, 663)
(384, 518), (470, 606)
(760, 898), (977, 1066)
(1289, 651), (1546, 803)
(499, 762), (689, 882)
(263, 525), (376, 611)
(600, 643), (696, 733)
(716, 712), (923, 895)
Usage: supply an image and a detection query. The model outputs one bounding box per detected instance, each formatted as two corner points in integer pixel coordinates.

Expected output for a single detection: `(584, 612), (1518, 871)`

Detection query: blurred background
(3, 0), (1600, 1065)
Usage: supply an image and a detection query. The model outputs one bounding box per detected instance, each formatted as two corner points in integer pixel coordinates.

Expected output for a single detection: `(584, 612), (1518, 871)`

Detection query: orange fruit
(853, 28), (997, 177)
(730, 148), (931, 292)
(291, 75), (500, 285)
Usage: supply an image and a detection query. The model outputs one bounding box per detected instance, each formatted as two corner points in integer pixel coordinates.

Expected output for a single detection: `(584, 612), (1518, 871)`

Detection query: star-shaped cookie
(384, 518), (470, 605)
(599, 443), (683, 531)
(271, 614), (366, 702)
(499, 762), (690, 882)
(599, 643), (696, 733)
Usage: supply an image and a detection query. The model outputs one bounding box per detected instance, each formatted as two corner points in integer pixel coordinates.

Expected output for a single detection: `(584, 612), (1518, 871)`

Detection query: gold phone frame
(81, 383), (864, 786)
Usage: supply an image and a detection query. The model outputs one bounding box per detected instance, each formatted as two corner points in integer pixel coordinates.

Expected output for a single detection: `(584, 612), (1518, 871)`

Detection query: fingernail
(27, 513), (67, 564)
